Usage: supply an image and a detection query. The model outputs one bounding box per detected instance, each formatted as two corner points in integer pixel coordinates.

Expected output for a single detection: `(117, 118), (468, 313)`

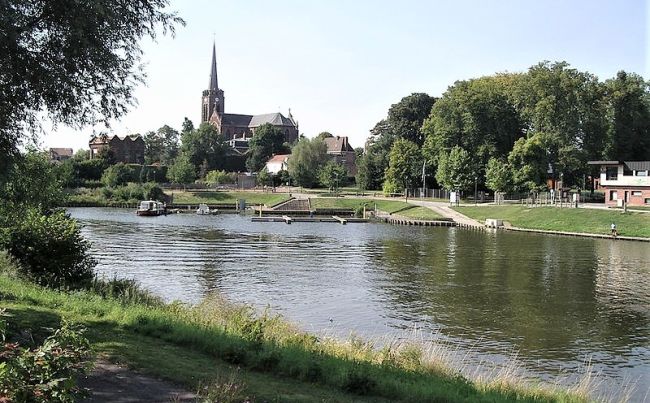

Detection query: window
(636, 171), (648, 176)
(646, 198), (650, 205)
(606, 167), (618, 180)
(607, 191), (618, 201)
(632, 191), (642, 197)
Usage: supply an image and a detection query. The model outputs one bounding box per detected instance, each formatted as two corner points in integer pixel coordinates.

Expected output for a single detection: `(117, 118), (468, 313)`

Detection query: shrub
(101, 163), (137, 187)
(0, 209), (96, 288)
(0, 313), (91, 403)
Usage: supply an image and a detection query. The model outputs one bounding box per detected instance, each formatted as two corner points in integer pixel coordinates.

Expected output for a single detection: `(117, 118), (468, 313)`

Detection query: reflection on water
(69, 208), (650, 400)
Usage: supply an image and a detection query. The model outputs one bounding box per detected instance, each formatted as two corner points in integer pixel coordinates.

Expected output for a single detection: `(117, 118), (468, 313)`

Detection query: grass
(168, 190), (290, 206)
(310, 197), (411, 214)
(396, 206), (444, 220)
(0, 259), (592, 402)
(454, 205), (650, 238)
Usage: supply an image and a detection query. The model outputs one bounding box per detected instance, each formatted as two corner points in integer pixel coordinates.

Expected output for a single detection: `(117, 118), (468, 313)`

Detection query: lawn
(454, 205), (650, 238)
(396, 206), (444, 220)
(310, 197), (411, 213)
(168, 190), (290, 206)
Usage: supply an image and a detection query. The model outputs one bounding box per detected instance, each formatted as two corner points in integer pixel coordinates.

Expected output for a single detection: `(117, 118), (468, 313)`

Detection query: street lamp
(474, 176), (478, 205)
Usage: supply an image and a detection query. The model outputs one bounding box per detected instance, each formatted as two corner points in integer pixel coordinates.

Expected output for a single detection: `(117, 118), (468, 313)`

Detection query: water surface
(69, 208), (650, 400)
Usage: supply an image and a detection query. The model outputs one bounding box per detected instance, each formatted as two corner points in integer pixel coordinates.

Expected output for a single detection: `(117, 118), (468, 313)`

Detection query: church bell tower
(201, 42), (225, 122)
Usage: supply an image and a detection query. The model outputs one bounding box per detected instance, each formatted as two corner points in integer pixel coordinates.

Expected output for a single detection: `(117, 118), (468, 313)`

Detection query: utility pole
(421, 160), (426, 199)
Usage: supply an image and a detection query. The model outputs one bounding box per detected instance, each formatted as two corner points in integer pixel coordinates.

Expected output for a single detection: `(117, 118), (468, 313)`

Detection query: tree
(421, 75), (524, 180)
(604, 71), (650, 160)
(246, 124), (288, 172)
(316, 132), (334, 140)
(1, 151), (67, 210)
(485, 157), (512, 202)
(319, 161), (347, 192)
(435, 146), (475, 192)
(0, 1), (183, 176)
(101, 163), (136, 187)
(386, 93), (436, 146)
(181, 117), (195, 135)
(205, 170), (234, 186)
(167, 153), (195, 184)
(507, 133), (552, 192)
(287, 138), (328, 188)
(384, 139), (422, 200)
(180, 122), (226, 172)
(356, 151), (384, 191)
(144, 125), (179, 165)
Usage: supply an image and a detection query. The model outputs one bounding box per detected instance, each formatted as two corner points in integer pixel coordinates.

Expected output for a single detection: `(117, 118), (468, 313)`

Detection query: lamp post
(421, 160), (426, 199)
(474, 176), (478, 206)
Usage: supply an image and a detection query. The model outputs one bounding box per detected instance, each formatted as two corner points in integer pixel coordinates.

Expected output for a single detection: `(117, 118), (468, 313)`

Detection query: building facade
(89, 134), (145, 164)
(588, 161), (650, 207)
(200, 43), (299, 145)
(323, 136), (357, 177)
(49, 148), (73, 162)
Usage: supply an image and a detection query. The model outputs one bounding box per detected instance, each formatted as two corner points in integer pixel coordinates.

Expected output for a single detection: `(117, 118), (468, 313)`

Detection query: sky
(42, 0), (648, 152)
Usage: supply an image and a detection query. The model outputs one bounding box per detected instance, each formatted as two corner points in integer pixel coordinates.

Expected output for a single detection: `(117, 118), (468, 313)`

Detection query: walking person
(611, 222), (617, 238)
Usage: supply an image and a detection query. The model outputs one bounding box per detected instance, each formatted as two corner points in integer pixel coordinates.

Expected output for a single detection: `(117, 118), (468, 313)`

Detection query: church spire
(209, 41), (218, 91)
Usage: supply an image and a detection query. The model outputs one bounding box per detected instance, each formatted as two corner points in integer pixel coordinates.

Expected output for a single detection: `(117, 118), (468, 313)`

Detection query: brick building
(89, 134), (145, 164)
(200, 43), (299, 146)
(323, 136), (357, 177)
(588, 161), (650, 207)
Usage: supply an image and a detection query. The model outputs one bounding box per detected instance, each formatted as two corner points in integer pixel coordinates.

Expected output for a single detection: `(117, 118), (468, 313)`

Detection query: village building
(323, 136), (357, 177)
(200, 44), (299, 147)
(588, 160), (650, 207)
(89, 134), (145, 164)
(265, 154), (290, 174)
(49, 148), (73, 162)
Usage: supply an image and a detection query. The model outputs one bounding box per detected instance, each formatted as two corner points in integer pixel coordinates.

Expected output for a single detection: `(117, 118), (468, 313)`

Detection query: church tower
(201, 42), (225, 123)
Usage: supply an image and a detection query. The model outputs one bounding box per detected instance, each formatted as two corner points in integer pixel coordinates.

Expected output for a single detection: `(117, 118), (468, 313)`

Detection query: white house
(265, 154), (290, 174)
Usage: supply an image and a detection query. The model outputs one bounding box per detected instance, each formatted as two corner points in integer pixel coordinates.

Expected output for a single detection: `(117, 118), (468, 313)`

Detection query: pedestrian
(611, 222), (617, 238)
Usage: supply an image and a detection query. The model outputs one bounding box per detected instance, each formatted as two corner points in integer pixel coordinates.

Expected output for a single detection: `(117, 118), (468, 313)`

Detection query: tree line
(357, 62), (650, 195)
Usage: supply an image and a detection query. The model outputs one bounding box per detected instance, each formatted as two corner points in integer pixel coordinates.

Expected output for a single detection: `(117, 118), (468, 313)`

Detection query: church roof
(221, 113), (253, 126)
(221, 112), (297, 128)
(249, 113), (296, 128)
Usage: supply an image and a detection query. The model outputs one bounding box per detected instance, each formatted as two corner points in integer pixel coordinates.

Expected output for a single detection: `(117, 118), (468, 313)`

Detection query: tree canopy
(0, 0), (183, 175)
(287, 138), (328, 188)
(246, 124), (289, 172)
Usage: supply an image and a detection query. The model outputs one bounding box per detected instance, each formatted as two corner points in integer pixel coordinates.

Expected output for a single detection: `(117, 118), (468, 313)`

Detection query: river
(68, 208), (650, 401)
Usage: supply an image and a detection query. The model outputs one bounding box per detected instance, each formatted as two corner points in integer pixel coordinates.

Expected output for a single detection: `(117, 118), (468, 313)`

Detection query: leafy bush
(0, 209), (96, 288)
(76, 158), (108, 181)
(0, 313), (91, 403)
(101, 162), (136, 187)
(109, 182), (164, 202)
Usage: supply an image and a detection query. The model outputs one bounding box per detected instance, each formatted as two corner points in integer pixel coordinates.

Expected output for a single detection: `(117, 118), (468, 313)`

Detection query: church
(200, 43), (299, 147)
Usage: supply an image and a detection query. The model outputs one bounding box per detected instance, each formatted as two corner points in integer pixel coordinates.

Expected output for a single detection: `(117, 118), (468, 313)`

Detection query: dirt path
(78, 360), (196, 403)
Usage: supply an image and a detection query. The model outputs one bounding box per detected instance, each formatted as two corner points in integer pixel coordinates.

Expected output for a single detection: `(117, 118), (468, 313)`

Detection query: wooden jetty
(252, 216), (368, 224)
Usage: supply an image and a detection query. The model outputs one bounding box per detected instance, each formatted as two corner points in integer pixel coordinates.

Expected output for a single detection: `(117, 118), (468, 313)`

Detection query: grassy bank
(0, 267), (591, 402)
(454, 205), (650, 238)
(396, 206), (444, 220)
(167, 190), (290, 206)
(310, 197), (412, 214)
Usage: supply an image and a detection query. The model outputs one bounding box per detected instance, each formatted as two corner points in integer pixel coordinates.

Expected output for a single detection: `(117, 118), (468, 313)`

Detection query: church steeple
(201, 41), (225, 123)
(209, 42), (218, 91)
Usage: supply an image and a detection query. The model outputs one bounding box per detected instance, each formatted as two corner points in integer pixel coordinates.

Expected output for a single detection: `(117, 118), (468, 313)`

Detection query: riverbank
(453, 205), (650, 238)
(0, 269), (591, 402)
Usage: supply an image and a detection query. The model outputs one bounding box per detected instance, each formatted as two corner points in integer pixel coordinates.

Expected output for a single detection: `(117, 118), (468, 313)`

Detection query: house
(265, 154), (290, 174)
(49, 148), (73, 162)
(323, 136), (357, 177)
(89, 134), (145, 164)
(588, 161), (650, 207)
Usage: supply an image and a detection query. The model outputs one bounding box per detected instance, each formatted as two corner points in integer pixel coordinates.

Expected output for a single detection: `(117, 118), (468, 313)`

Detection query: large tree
(0, 0), (183, 177)
(144, 125), (180, 165)
(384, 138), (423, 198)
(246, 124), (289, 172)
(435, 146), (475, 192)
(604, 71), (650, 161)
(180, 122), (226, 174)
(287, 137), (328, 188)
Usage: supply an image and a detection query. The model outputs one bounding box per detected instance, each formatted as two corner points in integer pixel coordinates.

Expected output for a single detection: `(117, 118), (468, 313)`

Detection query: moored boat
(136, 200), (166, 216)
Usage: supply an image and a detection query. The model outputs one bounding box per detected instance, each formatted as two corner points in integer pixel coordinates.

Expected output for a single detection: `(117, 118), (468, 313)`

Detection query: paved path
(404, 199), (483, 227)
(78, 360), (196, 403)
